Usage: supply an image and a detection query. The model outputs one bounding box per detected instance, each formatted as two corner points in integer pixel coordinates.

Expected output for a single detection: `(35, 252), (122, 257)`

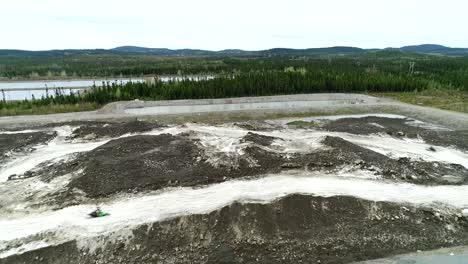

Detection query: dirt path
(0, 94), (466, 129)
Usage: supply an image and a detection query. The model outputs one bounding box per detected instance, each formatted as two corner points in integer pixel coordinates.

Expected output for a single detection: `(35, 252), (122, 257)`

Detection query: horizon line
(0, 43), (464, 52)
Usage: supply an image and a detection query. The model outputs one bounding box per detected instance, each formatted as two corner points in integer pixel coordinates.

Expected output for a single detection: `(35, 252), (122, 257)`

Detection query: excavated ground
(0, 132), (56, 163)
(0, 115), (467, 263)
(3, 195), (468, 264)
(68, 120), (164, 140)
(319, 116), (468, 151)
(11, 130), (466, 211)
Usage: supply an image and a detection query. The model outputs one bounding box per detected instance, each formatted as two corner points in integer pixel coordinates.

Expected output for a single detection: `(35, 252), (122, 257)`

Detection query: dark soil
(0, 132), (56, 163)
(233, 121), (277, 132)
(322, 117), (427, 137)
(69, 120), (163, 140)
(69, 134), (212, 197)
(63, 133), (285, 198)
(2, 117), (468, 264)
(317, 136), (468, 185)
(28, 131), (466, 203)
(240, 132), (277, 146)
(420, 130), (468, 152)
(3, 195), (468, 264)
(320, 117), (468, 151)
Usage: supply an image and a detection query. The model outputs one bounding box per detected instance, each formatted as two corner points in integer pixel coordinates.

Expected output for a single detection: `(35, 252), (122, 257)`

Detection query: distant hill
(0, 46), (367, 57)
(112, 46), (163, 53)
(396, 44), (468, 55)
(0, 49), (113, 57)
(400, 44), (449, 52)
(111, 46), (215, 55)
(259, 47), (368, 56)
(0, 44), (467, 58)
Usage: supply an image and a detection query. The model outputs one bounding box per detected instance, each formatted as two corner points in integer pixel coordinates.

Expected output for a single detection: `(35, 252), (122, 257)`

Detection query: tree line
(1, 53), (467, 91)
(0, 69), (430, 111)
(0, 53), (466, 114)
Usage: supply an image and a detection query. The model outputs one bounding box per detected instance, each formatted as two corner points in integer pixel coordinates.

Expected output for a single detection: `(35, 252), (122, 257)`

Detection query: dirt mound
(1, 118), (467, 263)
(298, 136), (468, 185)
(69, 134), (210, 197)
(241, 132), (278, 146)
(420, 130), (468, 152)
(233, 121), (278, 131)
(35, 132), (466, 202)
(321, 116), (468, 151)
(70, 120), (163, 140)
(0, 132), (56, 162)
(67, 133), (285, 198)
(321, 117), (426, 137)
(4, 195), (468, 264)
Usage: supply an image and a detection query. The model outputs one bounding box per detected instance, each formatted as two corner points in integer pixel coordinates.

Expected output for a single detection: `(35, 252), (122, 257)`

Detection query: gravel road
(0, 94), (466, 129)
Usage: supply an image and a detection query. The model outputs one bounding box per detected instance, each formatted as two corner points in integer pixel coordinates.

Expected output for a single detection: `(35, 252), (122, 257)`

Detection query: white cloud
(0, 0), (466, 50)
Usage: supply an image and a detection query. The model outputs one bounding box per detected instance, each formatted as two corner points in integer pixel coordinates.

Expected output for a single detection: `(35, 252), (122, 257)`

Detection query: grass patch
(0, 102), (99, 116)
(372, 89), (468, 113)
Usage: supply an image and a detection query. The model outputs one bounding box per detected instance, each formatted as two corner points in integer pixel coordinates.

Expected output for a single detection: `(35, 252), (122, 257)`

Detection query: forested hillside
(0, 49), (467, 115)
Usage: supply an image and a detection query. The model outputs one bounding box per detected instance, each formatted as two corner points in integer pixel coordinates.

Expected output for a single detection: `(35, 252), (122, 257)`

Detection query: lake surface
(0, 79), (141, 90)
(0, 79), (142, 101)
(0, 76), (213, 101)
(0, 89), (81, 101)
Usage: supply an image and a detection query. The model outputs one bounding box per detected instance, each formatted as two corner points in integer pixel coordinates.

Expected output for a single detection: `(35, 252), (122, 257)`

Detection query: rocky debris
(69, 120), (163, 140)
(59, 133), (286, 198)
(396, 131), (405, 137)
(295, 136), (389, 174)
(3, 195), (468, 264)
(420, 130), (468, 152)
(308, 161), (334, 168)
(240, 132), (278, 146)
(320, 116), (468, 151)
(8, 171), (34, 181)
(321, 117), (423, 137)
(30, 132), (465, 201)
(394, 158), (467, 185)
(234, 121), (277, 131)
(68, 134), (211, 197)
(312, 136), (468, 185)
(5, 123), (466, 207)
(1, 117), (467, 263)
(0, 131), (56, 163)
(280, 163), (303, 169)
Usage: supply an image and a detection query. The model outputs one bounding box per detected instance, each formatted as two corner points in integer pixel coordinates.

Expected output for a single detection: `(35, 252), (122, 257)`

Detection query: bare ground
(0, 101), (467, 263)
(2, 195), (468, 264)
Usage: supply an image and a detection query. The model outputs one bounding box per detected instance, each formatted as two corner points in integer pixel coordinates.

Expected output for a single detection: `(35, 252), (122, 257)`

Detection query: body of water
(0, 79), (142, 101)
(0, 76), (213, 101)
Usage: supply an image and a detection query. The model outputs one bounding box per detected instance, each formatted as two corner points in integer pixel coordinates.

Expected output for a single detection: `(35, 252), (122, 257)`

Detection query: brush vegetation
(0, 51), (467, 115)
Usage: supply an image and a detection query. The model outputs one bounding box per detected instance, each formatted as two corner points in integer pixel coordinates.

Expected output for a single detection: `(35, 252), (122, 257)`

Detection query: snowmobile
(89, 207), (110, 218)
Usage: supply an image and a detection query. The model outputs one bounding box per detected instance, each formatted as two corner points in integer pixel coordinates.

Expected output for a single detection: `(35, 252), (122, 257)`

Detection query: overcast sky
(1, 0), (467, 50)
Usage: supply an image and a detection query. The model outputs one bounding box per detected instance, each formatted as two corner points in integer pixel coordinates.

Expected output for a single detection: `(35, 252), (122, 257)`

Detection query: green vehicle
(89, 207), (109, 218)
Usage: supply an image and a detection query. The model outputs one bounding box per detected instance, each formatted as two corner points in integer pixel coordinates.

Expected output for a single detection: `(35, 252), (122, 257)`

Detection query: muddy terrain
(0, 113), (467, 263)
(4, 195), (468, 264)
(0, 131), (56, 163)
(320, 116), (468, 151)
